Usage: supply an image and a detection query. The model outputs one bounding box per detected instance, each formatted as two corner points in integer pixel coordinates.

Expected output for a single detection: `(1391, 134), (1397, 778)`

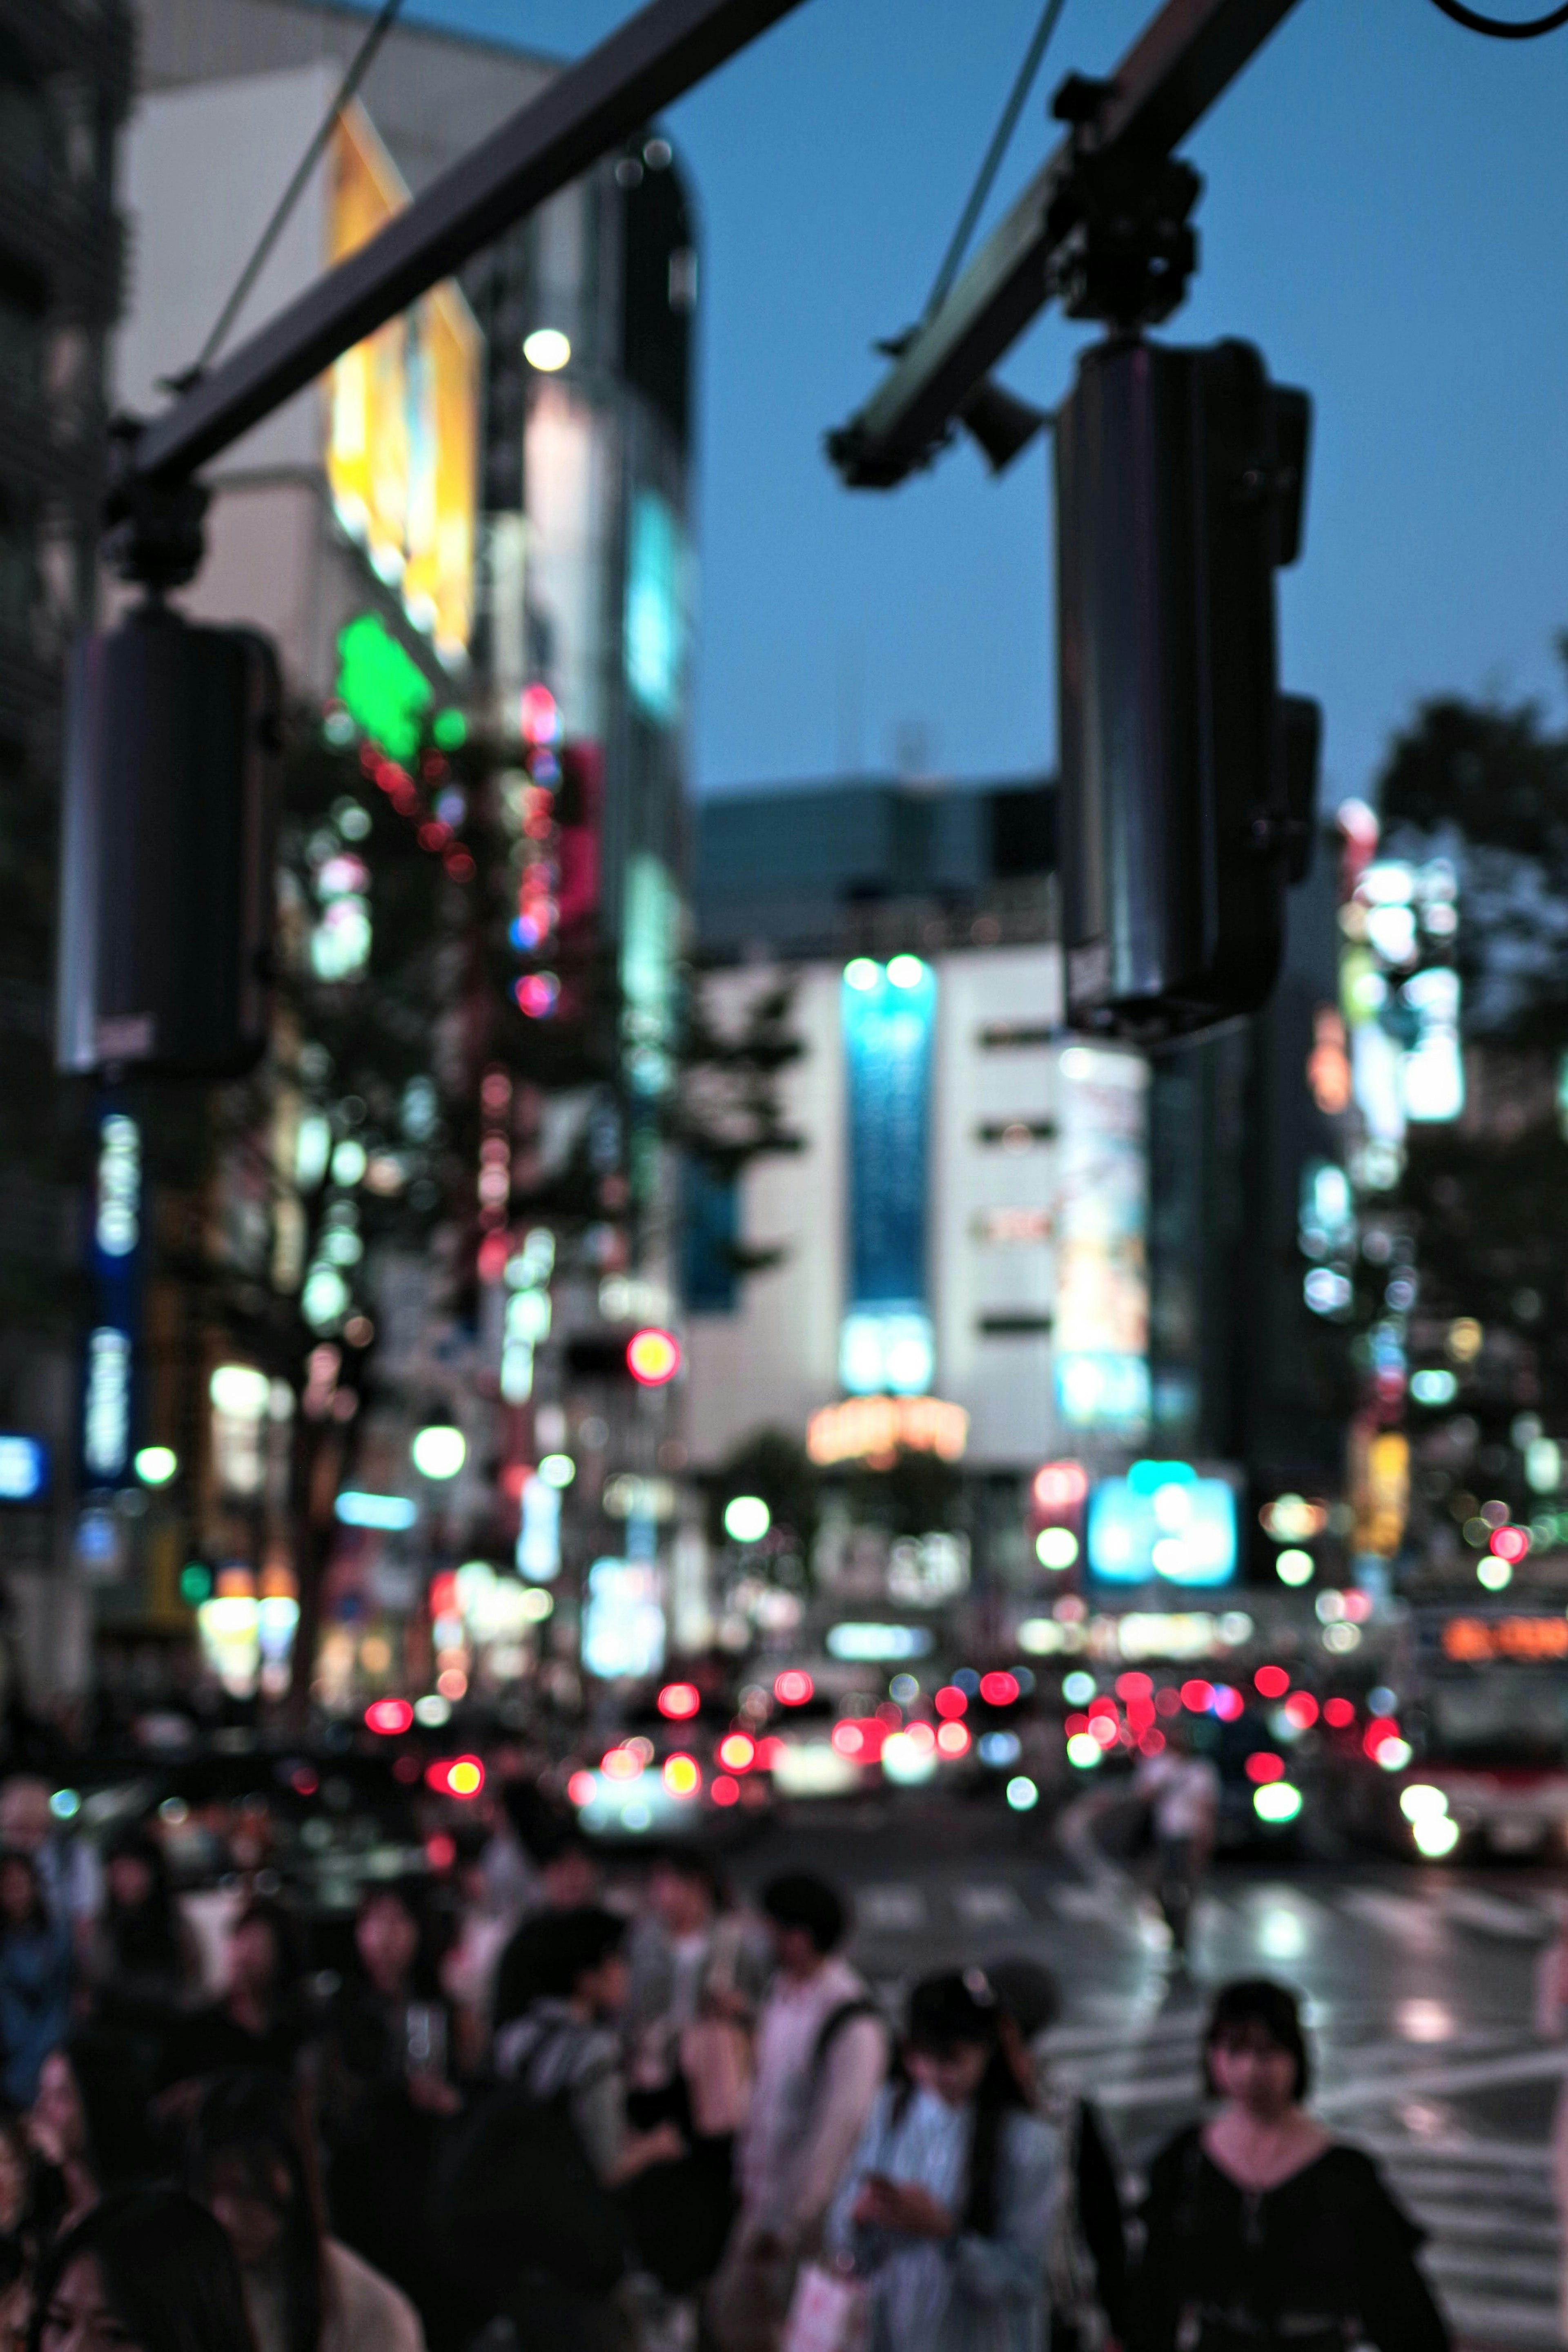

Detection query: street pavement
(722, 1799), (1568, 2348)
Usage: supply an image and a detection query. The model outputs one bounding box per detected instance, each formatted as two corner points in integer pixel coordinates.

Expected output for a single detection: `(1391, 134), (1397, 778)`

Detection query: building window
(684, 1159), (738, 1314)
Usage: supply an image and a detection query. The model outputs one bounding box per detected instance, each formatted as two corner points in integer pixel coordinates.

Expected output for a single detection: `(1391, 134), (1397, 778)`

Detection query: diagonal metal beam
(129, 0), (810, 486)
(828, 0), (1305, 489)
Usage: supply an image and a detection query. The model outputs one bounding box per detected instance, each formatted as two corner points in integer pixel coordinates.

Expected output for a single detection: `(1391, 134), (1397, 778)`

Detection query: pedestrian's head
(225, 1900), (303, 2010)
(503, 1907), (628, 2019)
(0, 1781), (50, 1859)
(984, 1955), (1060, 2100)
(904, 1971), (1003, 2109)
(31, 2187), (254, 2352)
(1203, 1978), (1310, 2111)
(539, 1833), (600, 1912)
(354, 1883), (426, 1998)
(650, 1848), (722, 1937)
(0, 1851), (45, 1931)
(105, 1828), (168, 1918)
(189, 2071), (325, 2341)
(761, 1874), (845, 1974)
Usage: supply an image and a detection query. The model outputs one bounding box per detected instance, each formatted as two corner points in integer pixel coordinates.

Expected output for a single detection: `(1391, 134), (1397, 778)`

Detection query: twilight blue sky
(389, 0), (1568, 801)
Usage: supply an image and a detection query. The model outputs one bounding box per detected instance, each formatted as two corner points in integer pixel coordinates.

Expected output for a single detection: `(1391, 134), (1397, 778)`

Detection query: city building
(76, 0), (699, 1706)
(685, 770), (1345, 1635)
(0, 0), (132, 1691)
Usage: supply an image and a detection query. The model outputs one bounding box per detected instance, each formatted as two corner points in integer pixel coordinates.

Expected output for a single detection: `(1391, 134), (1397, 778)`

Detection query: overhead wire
(176, 0), (407, 384)
(1425, 0), (1568, 35)
(923, 0), (1072, 321)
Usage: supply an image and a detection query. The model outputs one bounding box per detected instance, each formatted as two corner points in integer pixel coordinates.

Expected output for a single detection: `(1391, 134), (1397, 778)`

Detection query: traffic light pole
(109, 0), (812, 577)
(827, 0), (1306, 490)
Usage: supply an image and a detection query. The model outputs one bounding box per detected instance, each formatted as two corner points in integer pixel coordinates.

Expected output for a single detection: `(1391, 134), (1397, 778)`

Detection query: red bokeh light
(774, 1671), (813, 1706)
(1323, 1696), (1356, 1728)
(1363, 1719), (1400, 1759)
(425, 1755), (485, 1799)
(980, 1672), (1019, 1707)
(1245, 1751), (1285, 1784)
(1033, 1460), (1089, 1513)
(1065, 1712), (1089, 1737)
(831, 1719), (886, 1760)
(1212, 1684), (1243, 1722)
(718, 1733), (757, 1772)
(1491, 1524), (1530, 1563)
(425, 1833), (457, 1872)
(1180, 1679), (1214, 1713)
(934, 1686), (968, 1719)
(658, 1682), (701, 1721)
(755, 1736), (785, 1768)
(1138, 1728), (1166, 1757)
(567, 1770), (597, 1807)
(936, 1721), (970, 1757)
(1283, 1691), (1319, 1730)
(365, 1698), (414, 1737)
(1116, 1672), (1153, 1702)
(711, 1776), (740, 1807)
(1155, 1688), (1181, 1718)
(1254, 1665), (1291, 1700)
(627, 1328), (681, 1386)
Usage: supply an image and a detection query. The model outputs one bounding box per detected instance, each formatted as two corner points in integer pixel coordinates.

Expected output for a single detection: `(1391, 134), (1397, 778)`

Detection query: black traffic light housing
(1056, 334), (1317, 1040)
(57, 602), (283, 1079)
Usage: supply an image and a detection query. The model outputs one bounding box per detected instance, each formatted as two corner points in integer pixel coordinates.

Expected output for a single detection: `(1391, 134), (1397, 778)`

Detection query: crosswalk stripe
(857, 1884), (926, 1931)
(953, 1882), (1028, 1924)
(1338, 1886), (1448, 1948)
(1440, 1886), (1549, 1941)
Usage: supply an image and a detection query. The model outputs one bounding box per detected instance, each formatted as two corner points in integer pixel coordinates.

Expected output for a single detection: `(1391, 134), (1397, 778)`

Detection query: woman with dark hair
(158, 1903), (311, 2095)
(31, 2185), (255, 2352)
(189, 2072), (423, 2352)
(1133, 1979), (1449, 2352)
(0, 1855), (71, 2109)
(315, 1885), (464, 2352)
(825, 1971), (1057, 2352)
(29, 2034), (151, 2234)
(85, 1830), (199, 2035)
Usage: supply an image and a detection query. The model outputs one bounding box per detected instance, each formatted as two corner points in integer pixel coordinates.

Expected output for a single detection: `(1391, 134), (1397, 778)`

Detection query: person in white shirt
(1132, 1723), (1221, 1956)
(708, 1873), (887, 2352)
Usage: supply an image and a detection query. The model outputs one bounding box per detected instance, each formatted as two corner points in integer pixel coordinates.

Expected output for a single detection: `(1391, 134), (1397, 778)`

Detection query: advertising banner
(1054, 1044), (1150, 1435)
(327, 104), (479, 665)
(840, 958), (936, 1394)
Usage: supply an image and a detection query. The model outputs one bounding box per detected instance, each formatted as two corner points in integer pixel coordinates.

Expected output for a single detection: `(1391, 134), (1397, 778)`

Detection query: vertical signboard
(327, 104), (479, 666)
(82, 1110), (141, 1487)
(1054, 1045), (1150, 1436)
(840, 957), (937, 1395)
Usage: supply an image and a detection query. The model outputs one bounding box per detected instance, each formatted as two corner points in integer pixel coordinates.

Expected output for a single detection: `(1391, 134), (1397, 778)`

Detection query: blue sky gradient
(376, 0), (1568, 802)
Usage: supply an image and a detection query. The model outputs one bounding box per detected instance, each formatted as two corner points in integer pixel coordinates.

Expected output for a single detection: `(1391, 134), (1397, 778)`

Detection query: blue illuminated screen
(1086, 1461), (1237, 1587)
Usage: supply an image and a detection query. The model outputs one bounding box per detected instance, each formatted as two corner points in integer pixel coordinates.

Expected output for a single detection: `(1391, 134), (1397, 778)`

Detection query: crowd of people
(0, 1769), (1455, 2352)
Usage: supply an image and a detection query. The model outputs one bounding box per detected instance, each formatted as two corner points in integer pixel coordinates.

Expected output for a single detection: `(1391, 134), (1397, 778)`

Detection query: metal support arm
(827, 0), (1304, 490)
(124, 0), (809, 491)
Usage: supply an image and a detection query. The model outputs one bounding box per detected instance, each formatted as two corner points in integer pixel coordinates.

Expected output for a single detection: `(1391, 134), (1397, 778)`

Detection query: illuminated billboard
(582, 1558), (666, 1682)
(1054, 1045), (1149, 1435)
(1086, 1461), (1238, 1588)
(327, 104), (479, 664)
(840, 956), (937, 1395)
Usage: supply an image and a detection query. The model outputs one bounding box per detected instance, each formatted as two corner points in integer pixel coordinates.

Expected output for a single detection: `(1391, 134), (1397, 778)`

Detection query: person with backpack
(708, 1874), (887, 2352)
(438, 1908), (682, 2352)
(824, 1971), (1059, 2352)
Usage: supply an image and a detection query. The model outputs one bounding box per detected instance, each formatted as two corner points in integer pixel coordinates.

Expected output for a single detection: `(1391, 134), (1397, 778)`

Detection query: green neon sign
(335, 615), (433, 763)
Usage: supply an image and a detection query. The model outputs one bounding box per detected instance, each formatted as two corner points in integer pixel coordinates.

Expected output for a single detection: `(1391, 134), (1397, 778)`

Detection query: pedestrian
(824, 1970), (1058, 2352)
(0, 1855), (72, 2109)
(314, 1885), (462, 2352)
(189, 2070), (423, 2352)
(1131, 1978), (1449, 2352)
(707, 1873), (887, 2352)
(84, 1828), (200, 2035)
(0, 1783), (99, 1953)
(986, 1956), (1128, 2352)
(1534, 1899), (1568, 2334)
(618, 1851), (765, 2300)
(1129, 1721), (1219, 1957)
(440, 1908), (681, 2352)
(158, 1902), (310, 2096)
(31, 2185), (257, 2352)
(29, 2033), (153, 2235)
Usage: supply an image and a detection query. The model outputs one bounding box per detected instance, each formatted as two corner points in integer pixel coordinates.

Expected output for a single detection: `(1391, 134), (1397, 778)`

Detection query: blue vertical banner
(81, 1108), (141, 1487)
(840, 956), (937, 1395)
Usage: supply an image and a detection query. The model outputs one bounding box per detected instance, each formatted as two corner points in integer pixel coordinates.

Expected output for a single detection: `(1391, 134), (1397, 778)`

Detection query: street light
(134, 1446), (178, 1487)
(412, 1425), (466, 1479)
(723, 1494), (770, 1543)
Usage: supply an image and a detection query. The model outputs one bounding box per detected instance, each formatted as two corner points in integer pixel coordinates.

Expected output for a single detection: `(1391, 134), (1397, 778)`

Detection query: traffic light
(1055, 337), (1317, 1039)
(57, 603), (282, 1078)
